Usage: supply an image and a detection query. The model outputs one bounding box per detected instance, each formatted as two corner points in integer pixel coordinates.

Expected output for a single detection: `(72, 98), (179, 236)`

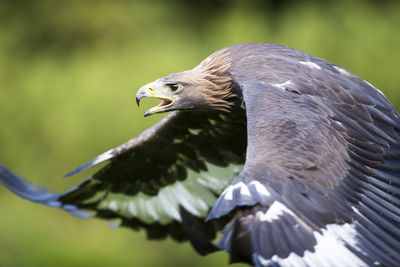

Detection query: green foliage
(0, 0), (399, 266)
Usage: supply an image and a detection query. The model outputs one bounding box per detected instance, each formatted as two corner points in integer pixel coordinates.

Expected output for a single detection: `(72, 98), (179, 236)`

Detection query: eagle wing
(0, 109), (247, 254)
(207, 47), (400, 266)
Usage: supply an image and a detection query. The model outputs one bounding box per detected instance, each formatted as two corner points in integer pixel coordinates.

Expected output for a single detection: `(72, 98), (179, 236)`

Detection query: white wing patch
(256, 201), (296, 223)
(254, 223), (366, 267)
(221, 182), (247, 201)
(299, 61), (322, 70)
(240, 182), (251, 197)
(221, 180), (272, 202)
(271, 80), (293, 91)
(99, 163), (242, 224)
(249, 181), (271, 198)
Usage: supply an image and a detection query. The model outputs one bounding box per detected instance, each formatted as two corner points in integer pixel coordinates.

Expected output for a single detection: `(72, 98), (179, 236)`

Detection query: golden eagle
(1, 43), (399, 266)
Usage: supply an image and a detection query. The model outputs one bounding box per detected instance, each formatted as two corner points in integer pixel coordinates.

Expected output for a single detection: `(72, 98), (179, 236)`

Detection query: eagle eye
(168, 83), (179, 92)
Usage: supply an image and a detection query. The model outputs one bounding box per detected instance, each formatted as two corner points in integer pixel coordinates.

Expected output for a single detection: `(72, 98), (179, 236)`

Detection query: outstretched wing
(208, 45), (400, 266)
(0, 109), (246, 254)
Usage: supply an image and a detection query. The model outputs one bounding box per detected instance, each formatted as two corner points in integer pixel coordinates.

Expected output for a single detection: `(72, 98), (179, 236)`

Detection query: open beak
(136, 82), (175, 117)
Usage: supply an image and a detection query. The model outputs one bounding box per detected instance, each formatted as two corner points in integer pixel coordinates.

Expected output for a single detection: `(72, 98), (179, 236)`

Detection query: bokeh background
(0, 0), (399, 266)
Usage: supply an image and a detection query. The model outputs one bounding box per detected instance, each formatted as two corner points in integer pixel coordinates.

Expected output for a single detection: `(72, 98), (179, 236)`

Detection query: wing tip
(0, 162), (92, 219)
(0, 163), (51, 202)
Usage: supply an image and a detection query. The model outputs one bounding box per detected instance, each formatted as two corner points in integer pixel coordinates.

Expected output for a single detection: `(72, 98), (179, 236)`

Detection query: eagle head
(136, 50), (238, 117)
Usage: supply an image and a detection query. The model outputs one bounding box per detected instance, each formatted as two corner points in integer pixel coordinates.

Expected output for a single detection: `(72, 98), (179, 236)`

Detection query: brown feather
(193, 48), (238, 111)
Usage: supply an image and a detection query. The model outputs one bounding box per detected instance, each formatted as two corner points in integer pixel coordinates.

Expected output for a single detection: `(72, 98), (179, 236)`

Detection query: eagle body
(1, 43), (399, 266)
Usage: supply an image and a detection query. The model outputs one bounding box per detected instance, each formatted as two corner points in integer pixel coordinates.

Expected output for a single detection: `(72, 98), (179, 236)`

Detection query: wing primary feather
(360, 193), (400, 222)
(357, 202), (400, 239)
(354, 220), (400, 265)
(372, 169), (400, 187)
(348, 172), (400, 214)
(335, 109), (389, 146)
(354, 209), (400, 257)
(63, 148), (115, 177)
(349, 168), (400, 197)
(0, 163), (91, 218)
(383, 143), (400, 158)
(359, 120), (399, 144)
(377, 159), (400, 172)
(366, 105), (400, 129)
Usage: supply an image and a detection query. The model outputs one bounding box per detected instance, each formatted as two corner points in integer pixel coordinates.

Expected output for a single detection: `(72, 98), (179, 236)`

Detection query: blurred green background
(0, 0), (399, 266)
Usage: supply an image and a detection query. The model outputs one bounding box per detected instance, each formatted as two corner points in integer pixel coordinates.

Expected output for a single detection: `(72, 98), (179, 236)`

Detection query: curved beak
(136, 82), (175, 117)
